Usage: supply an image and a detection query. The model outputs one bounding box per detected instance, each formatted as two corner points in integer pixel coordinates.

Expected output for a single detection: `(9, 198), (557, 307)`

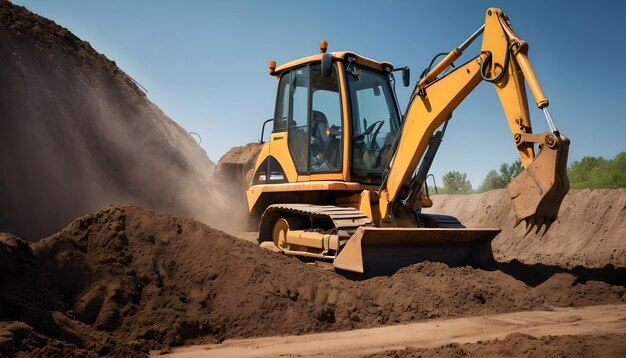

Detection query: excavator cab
(246, 53), (404, 191)
(242, 8), (569, 273)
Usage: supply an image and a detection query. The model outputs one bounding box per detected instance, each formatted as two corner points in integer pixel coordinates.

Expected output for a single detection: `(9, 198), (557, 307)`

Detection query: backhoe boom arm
(379, 8), (569, 233)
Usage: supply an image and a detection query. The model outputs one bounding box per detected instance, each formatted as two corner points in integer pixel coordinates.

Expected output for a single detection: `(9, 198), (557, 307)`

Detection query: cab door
(308, 64), (343, 177)
(267, 63), (345, 183)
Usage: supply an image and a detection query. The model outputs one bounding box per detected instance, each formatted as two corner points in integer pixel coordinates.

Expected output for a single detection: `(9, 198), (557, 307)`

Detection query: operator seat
(311, 110), (329, 147)
(310, 110), (329, 169)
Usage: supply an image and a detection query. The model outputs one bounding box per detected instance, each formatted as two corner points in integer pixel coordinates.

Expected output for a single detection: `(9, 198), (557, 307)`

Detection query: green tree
(568, 156), (603, 186)
(478, 169), (507, 192)
(568, 152), (626, 188)
(442, 171), (472, 194)
(500, 159), (523, 183)
(478, 159), (524, 192)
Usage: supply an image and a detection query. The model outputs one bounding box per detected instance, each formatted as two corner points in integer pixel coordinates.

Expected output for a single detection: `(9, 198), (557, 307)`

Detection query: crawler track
(259, 204), (372, 247)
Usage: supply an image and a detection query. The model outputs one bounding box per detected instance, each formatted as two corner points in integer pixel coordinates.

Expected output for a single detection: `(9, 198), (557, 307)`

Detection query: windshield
(346, 64), (401, 180)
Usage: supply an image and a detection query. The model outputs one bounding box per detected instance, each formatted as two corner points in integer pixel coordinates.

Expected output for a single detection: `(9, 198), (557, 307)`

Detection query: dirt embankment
(426, 189), (626, 269)
(1, 204), (624, 356)
(0, 0), (245, 241)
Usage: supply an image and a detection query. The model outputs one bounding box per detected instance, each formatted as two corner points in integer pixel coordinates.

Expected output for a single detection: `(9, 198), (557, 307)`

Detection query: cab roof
(272, 51), (394, 76)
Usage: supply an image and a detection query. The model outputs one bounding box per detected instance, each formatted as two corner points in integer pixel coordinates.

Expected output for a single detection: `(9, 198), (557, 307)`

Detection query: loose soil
(1, 205), (625, 356)
(427, 189), (626, 268)
(369, 333), (626, 358)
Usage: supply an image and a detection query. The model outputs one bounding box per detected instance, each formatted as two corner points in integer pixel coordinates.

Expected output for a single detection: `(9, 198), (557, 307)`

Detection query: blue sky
(13, 0), (626, 187)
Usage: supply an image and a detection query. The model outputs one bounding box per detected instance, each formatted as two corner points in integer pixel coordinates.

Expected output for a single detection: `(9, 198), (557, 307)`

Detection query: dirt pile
(426, 189), (626, 269)
(1, 204), (624, 356)
(217, 142), (264, 170)
(0, 0), (243, 241)
(0, 233), (124, 357)
(368, 333), (626, 358)
(215, 142), (264, 229)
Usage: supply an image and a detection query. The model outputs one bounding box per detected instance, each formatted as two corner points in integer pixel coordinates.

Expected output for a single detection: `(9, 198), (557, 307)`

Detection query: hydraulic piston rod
(418, 25), (485, 88)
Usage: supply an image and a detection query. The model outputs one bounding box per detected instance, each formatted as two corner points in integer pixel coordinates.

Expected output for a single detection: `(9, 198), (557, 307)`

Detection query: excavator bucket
(508, 133), (570, 234)
(333, 227), (500, 274)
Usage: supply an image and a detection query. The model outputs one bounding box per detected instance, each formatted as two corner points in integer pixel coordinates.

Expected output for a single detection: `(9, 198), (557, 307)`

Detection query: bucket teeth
(534, 215), (545, 234)
(524, 216), (536, 236)
(508, 134), (569, 236)
(520, 215), (555, 236)
(541, 217), (554, 236)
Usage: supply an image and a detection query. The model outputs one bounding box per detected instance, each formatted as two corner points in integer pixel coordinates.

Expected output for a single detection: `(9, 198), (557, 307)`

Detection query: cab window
(281, 64), (343, 174)
(273, 72), (290, 132)
(347, 65), (400, 179)
(310, 64), (342, 172)
(288, 66), (309, 172)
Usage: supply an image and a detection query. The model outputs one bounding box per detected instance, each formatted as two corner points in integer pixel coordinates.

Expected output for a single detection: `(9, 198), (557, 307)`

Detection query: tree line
(436, 152), (626, 194)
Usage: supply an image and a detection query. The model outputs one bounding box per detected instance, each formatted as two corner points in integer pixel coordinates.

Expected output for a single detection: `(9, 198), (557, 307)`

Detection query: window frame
(286, 65), (311, 173)
(275, 63), (344, 176)
(345, 63), (402, 181)
(309, 63), (343, 174)
(272, 71), (290, 133)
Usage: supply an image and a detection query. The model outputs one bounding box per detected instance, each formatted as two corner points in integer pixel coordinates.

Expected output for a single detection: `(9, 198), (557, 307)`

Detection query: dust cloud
(0, 1), (246, 241)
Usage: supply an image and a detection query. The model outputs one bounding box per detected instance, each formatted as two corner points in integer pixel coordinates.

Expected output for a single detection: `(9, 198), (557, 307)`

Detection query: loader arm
(379, 8), (569, 233)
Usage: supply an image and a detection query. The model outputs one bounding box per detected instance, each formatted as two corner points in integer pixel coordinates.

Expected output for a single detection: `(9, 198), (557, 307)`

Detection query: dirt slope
(1, 204), (624, 356)
(426, 189), (626, 268)
(0, 0), (242, 241)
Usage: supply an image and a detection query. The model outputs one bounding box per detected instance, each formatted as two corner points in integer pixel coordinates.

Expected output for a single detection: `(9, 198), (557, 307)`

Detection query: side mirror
(260, 118), (273, 143)
(402, 67), (410, 87)
(321, 53), (332, 77)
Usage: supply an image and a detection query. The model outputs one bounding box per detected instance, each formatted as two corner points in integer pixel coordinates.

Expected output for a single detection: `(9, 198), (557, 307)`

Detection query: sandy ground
(163, 304), (626, 357)
(427, 189), (626, 269)
(370, 333), (626, 358)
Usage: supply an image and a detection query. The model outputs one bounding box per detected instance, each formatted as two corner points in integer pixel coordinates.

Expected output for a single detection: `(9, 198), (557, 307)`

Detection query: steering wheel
(353, 120), (384, 142)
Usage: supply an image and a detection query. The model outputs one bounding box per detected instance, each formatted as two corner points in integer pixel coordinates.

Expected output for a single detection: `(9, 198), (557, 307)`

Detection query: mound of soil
(0, 0), (241, 241)
(426, 189), (626, 269)
(217, 142), (264, 169)
(369, 333), (626, 358)
(1, 204), (624, 356)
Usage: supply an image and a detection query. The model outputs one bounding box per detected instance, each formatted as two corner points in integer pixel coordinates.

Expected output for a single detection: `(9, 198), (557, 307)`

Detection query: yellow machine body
(243, 8), (570, 273)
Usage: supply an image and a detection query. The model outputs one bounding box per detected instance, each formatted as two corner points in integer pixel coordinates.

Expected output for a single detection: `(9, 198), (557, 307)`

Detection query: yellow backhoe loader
(240, 8), (569, 273)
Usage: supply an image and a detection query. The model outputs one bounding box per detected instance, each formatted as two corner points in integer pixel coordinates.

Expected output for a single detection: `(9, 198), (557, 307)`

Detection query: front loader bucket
(508, 133), (570, 234)
(333, 227), (500, 274)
